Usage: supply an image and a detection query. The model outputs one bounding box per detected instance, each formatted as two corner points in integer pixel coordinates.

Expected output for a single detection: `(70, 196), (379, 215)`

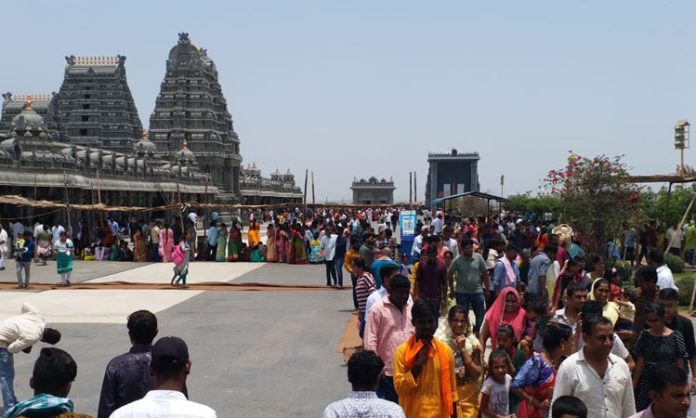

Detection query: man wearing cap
(110, 336), (216, 418)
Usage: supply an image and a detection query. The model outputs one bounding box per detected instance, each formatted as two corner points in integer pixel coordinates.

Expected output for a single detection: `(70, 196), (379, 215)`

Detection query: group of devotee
(0, 304), (216, 418)
(324, 209), (696, 418)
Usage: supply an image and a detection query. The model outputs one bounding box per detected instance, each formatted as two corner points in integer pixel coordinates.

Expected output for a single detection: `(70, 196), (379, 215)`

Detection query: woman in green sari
(288, 224), (308, 264)
(227, 222), (243, 262)
(53, 232), (74, 286)
(216, 223), (228, 262)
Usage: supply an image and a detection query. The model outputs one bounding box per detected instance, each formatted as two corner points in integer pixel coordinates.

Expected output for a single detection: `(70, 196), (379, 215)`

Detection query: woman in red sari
(276, 224), (289, 263)
(479, 287), (527, 350)
(511, 322), (573, 418)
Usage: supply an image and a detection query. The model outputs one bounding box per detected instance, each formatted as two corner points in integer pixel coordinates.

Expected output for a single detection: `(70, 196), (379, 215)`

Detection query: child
(551, 395), (587, 418)
(496, 324), (524, 414)
(309, 232), (323, 264)
(481, 349), (515, 418)
(615, 288), (636, 335)
(399, 254), (412, 277)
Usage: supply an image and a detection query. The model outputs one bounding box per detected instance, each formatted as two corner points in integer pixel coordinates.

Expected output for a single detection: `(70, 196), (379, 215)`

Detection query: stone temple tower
(149, 32), (242, 199)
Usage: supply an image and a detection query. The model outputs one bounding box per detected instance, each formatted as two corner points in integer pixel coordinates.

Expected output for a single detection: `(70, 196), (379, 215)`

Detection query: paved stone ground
(0, 261), (354, 417)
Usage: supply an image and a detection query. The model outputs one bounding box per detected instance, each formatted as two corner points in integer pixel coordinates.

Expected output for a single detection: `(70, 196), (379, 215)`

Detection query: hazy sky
(3, 1), (695, 202)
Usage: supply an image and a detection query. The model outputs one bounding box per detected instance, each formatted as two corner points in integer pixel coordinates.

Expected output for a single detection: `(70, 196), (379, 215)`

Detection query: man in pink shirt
(364, 275), (413, 403)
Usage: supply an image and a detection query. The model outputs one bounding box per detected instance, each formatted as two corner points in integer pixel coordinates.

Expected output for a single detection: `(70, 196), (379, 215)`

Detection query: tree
(544, 153), (641, 255)
(505, 193), (561, 217)
(643, 185), (696, 227)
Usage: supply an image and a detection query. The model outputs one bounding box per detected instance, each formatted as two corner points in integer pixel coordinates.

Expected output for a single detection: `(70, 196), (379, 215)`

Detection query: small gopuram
(351, 177), (396, 205)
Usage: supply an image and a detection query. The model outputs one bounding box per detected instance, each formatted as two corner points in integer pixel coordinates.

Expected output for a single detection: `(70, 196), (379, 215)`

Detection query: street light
(674, 120), (690, 175)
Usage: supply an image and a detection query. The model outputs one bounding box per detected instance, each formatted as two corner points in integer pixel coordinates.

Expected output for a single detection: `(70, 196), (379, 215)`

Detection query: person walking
(448, 238), (489, 335)
(323, 351), (405, 418)
(171, 233), (191, 288)
(552, 315), (636, 418)
(15, 231), (35, 289)
(321, 226), (339, 287)
(53, 231), (74, 287)
(0, 223), (7, 271)
(393, 300), (458, 418)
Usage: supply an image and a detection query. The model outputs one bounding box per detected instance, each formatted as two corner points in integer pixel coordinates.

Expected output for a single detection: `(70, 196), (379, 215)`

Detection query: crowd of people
(323, 210), (695, 418)
(0, 304), (216, 418)
(1, 207), (696, 417)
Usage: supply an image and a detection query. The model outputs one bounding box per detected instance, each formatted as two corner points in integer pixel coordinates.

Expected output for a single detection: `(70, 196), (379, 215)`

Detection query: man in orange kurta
(393, 300), (458, 418)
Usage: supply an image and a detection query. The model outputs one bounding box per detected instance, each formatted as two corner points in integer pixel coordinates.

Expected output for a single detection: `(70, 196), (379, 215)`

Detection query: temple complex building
(0, 33), (301, 212)
(425, 149), (480, 207)
(351, 177), (396, 205)
(149, 33), (241, 200)
(0, 99), (215, 223)
(240, 163), (303, 205)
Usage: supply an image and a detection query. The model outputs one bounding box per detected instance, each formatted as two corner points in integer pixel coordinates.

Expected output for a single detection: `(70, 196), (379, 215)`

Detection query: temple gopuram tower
(149, 32), (242, 199)
(54, 55), (143, 154)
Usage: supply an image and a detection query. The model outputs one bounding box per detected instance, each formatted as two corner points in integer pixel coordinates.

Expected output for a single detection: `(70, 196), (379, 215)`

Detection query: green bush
(664, 253), (685, 274)
(675, 274), (695, 306)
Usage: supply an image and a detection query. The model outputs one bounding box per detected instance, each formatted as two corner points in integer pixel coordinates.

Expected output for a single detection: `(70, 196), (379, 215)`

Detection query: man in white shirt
(410, 226), (429, 260)
(648, 250), (678, 291)
(321, 226), (339, 287)
(431, 212), (443, 235)
(51, 224), (65, 244)
(323, 351), (405, 418)
(0, 223), (7, 270)
(0, 303), (61, 411)
(665, 225), (683, 257)
(628, 363), (690, 418)
(442, 226), (459, 259)
(110, 336), (216, 418)
(552, 315), (636, 418)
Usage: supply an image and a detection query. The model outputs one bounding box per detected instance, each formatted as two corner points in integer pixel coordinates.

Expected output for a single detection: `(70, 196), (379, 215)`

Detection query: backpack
(172, 244), (185, 266)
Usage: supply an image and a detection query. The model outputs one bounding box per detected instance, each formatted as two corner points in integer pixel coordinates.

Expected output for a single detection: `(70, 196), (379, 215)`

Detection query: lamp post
(674, 120), (690, 176)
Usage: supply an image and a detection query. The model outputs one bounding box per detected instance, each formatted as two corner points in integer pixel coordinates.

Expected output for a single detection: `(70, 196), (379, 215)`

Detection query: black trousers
(209, 244), (217, 261)
(325, 259), (338, 285)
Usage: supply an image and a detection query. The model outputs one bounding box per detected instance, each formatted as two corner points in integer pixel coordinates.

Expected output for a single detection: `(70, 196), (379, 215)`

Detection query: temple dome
(167, 32), (205, 70)
(12, 99), (45, 135)
(133, 129), (156, 157)
(176, 141), (197, 165)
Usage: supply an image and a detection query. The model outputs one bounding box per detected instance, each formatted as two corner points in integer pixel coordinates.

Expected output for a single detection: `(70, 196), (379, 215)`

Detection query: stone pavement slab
(86, 261), (265, 284)
(7, 289), (352, 418)
(0, 260), (150, 284)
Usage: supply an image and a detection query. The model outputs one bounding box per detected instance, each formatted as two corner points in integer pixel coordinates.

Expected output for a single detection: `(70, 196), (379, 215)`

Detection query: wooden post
(33, 172), (38, 201)
(204, 174), (209, 236)
(303, 169), (308, 214)
(96, 170), (104, 225)
(63, 171), (72, 233)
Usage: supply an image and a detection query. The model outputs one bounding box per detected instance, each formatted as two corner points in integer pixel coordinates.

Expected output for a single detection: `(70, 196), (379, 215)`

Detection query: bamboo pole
(63, 171), (72, 233)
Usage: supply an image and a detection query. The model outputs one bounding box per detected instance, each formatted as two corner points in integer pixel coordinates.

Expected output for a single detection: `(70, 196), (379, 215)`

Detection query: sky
(3, 1), (696, 202)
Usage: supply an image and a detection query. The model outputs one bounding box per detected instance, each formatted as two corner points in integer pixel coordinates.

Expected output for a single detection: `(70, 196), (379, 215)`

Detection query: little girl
(171, 233), (191, 288)
(481, 349), (515, 418)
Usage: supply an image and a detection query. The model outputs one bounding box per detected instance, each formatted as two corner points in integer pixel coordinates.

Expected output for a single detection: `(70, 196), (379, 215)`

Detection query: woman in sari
(133, 227), (147, 262)
(172, 232), (191, 288)
(227, 222), (243, 262)
(276, 224), (289, 263)
(511, 322), (573, 418)
(588, 278), (620, 326)
(480, 287), (527, 350)
(216, 223), (228, 262)
(36, 225), (52, 265)
(288, 224), (308, 264)
(436, 305), (482, 418)
(53, 232), (74, 286)
(247, 220), (261, 247)
(265, 224), (277, 262)
(159, 223), (174, 262)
